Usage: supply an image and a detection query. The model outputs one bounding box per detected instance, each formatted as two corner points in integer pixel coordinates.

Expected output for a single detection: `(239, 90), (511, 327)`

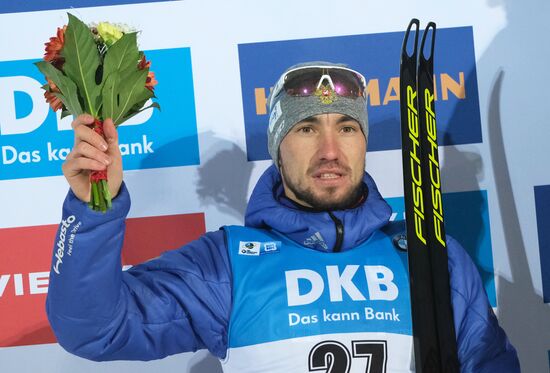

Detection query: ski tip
(402, 19), (420, 59)
(408, 18), (420, 29)
(420, 22), (437, 61)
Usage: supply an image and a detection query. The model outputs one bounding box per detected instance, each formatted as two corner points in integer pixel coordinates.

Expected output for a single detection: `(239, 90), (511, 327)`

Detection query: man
(47, 61), (520, 372)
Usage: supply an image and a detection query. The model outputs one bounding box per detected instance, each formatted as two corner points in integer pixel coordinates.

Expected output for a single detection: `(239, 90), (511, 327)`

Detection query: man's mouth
(311, 169), (348, 186)
(317, 173), (342, 179)
(312, 167), (346, 177)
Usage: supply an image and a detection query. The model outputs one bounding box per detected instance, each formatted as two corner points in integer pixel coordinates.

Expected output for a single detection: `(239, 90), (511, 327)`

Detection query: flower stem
(98, 186), (106, 211)
(91, 181), (100, 208)
(101, 179), (112, 209)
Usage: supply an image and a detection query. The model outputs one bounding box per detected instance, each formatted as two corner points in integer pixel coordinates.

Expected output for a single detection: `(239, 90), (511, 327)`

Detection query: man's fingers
(65, 115), (123, 201)
(63, 156), (106, 176)
(73, 141), (111, 166)
(71, 113), (95, 130)
(74, 125), (108, 151)
(73, 157), (107, 172)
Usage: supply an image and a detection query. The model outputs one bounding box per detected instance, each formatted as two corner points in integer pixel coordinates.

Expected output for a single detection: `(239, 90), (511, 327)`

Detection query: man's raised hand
(62, 114), (123, 203)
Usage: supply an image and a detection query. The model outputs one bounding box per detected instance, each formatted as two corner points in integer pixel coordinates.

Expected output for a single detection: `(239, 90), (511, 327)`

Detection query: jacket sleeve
(46, 183), (232, 361)
(448, 235), (520, 372)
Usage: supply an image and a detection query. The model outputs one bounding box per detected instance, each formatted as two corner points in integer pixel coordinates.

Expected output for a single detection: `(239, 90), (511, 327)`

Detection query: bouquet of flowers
(35, 13), (159, 212)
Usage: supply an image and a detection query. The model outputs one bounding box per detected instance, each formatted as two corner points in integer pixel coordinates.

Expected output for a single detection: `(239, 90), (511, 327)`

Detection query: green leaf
(34, 60), (83, 116)
(60, 109), (72, 119)
(102, 67), (153, 125)
(103, 32), (139, 81)
(118, 101), (160, 126)
(62, 13), (101, 117)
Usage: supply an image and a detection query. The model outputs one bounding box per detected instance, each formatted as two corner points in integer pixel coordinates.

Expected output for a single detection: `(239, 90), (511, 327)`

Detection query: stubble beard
(280, 166), (364, 211)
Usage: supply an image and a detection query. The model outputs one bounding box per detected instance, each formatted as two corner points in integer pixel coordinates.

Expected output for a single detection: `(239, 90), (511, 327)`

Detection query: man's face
(278, 113), (367, 210)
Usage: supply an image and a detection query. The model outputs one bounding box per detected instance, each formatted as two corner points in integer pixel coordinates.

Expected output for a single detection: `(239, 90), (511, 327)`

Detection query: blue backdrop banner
(535, 185), (550, 303)
(239, 27), (482, 161)
(0, 47), (199, 180)
(0, 0), (180, 14)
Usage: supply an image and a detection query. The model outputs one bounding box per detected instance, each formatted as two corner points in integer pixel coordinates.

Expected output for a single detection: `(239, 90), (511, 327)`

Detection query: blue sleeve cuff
(62, 181), (131, 223)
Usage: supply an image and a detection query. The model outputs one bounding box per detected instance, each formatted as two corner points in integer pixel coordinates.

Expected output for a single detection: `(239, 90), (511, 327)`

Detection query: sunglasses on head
(270, 65), (367, 108)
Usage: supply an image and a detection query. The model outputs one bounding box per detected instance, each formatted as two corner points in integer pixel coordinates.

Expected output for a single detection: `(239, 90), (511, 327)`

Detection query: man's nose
(317, 131), (340, 161)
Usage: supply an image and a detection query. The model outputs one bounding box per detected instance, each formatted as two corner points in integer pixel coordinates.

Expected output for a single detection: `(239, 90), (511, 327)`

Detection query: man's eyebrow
(296, 114), (358, 125)
(337, 114), (358, 124)
(298, 116), (321, 124)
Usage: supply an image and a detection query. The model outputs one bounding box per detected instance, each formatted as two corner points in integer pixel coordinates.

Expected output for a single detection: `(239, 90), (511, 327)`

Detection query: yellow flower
(97, 22), (124, 46)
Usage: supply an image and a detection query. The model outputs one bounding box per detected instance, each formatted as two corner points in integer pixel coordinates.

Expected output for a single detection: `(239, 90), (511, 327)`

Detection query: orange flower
(44, 77), (63, 112)
(145, 71), (158, 91)
(44, 25), (67, 69)
(138, 55), (157, 91)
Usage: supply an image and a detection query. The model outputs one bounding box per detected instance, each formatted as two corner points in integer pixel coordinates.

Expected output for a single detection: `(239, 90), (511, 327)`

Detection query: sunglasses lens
(283, 68), (364, 98)
(284, 70), (321, 96)
(329, 70), (363, 97)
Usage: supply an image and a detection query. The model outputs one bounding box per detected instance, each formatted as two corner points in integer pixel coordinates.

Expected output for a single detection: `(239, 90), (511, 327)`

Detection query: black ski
(399, 19), (441, 373)
(399, 19), (459, 373)
(416, 21), (460, 373)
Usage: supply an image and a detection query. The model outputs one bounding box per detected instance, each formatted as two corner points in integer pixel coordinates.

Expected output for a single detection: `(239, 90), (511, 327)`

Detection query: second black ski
(399, 18), (459, 373)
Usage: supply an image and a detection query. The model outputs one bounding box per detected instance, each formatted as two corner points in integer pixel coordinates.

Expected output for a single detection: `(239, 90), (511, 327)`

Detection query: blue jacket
(46, 165), (520, 372)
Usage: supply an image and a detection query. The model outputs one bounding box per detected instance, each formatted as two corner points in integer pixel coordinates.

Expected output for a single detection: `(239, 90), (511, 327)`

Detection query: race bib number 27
(308, 340), (387, 373)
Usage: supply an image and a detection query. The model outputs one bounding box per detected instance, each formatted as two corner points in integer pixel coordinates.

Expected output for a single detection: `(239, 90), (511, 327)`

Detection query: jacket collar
(245, 165), (391, 252)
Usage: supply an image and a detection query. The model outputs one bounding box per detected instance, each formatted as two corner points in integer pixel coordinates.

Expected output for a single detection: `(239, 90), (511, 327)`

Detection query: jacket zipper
(328, 212), (344, 253)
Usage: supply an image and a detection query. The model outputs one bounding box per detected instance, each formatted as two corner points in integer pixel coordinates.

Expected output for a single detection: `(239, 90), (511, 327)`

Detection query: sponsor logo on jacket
(239, 241), (281, 256)
(53, 215), (77, 275)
